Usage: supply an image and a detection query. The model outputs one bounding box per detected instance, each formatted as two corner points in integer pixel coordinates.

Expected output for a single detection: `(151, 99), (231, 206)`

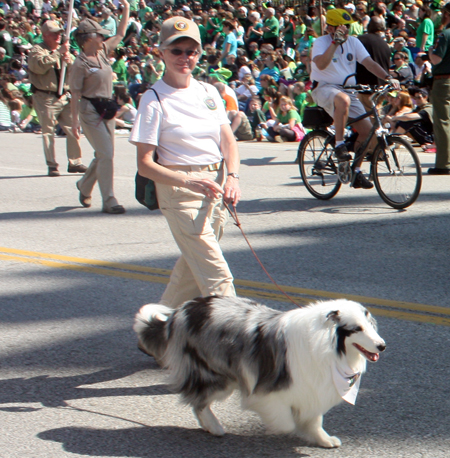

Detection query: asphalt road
(1, 132), (450, 458)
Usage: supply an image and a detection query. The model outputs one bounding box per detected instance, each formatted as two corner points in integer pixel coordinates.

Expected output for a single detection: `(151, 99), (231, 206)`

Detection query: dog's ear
(326, 310), (340, 323)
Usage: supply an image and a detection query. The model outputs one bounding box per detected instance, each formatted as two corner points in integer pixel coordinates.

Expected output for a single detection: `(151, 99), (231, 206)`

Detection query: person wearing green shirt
(245, 12), (263, 45)
(0, 20), (14, 57)
(267, 96), (305, 143)
(138, 0), (152, 23)
(193, 15), (207, 46)
(348, 19), (364, 36)
(0, 46), (11, 69)
(262, 7), (279, 47)
(206, 9), (222, 47)
(282, 12), (295, 48)
(20, 100), (41, 132)
(112, 48), (127, 83)
(129, 0), (138, 12)
(416, 6), (434, 51)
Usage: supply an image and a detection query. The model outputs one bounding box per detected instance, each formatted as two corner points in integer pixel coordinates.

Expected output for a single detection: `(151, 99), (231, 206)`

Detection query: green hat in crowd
(208, 68), (232, 84)
(18, 83), (33, 98)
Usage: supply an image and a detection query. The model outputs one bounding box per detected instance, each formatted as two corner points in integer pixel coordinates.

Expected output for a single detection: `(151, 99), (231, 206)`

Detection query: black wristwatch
(227, 173), (240, 179)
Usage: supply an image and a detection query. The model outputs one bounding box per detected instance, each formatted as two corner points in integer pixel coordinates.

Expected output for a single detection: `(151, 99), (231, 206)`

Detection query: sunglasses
(168, 48), (200, 57)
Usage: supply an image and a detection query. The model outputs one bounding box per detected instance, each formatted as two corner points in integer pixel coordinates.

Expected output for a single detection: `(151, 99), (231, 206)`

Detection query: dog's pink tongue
(371, 353), (380, 362)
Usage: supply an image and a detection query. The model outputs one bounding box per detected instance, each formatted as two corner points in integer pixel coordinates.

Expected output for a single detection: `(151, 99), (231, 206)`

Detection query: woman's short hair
(75, 32), (97, 48)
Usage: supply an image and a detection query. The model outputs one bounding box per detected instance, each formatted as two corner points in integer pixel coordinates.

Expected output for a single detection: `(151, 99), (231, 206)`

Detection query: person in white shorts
(310, 9), (400, 189)
(130, 17), (240, 319)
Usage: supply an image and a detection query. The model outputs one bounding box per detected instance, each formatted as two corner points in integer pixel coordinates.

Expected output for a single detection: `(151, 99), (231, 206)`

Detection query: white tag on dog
(332, 362), (361, 405)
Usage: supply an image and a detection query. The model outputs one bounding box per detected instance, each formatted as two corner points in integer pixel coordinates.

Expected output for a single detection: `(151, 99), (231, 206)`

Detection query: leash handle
(223, 201), (302, 308)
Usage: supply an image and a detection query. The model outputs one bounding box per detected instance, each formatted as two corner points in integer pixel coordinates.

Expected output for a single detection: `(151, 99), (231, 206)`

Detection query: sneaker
(48, 167), (60, 177)
(68, 164), (88, 173)
(352, 171), (374, 189)
(334, 143), (352, 162)
(274, 135), (285, 143)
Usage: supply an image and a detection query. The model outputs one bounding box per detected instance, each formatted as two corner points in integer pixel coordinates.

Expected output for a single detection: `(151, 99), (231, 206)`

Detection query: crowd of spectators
(0, 0), (443, 146)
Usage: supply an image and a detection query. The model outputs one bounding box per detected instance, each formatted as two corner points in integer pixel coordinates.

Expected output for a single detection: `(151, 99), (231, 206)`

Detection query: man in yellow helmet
(310, 9), (400, 189)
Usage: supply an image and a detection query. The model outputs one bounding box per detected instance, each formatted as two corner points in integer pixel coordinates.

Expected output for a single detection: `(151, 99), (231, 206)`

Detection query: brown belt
(164, 161), (223, 172)
(433, 74), (450, 80)
(33, 87), (68, 97)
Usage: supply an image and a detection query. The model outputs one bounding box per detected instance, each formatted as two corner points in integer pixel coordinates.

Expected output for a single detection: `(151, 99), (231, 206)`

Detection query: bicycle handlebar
(343, 83), (392, 93)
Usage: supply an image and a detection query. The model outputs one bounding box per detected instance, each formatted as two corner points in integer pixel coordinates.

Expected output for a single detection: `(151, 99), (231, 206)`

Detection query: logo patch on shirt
(174, 21), (188, 31)
(347, 53), (354, 62)
(204, 96), (217, 110)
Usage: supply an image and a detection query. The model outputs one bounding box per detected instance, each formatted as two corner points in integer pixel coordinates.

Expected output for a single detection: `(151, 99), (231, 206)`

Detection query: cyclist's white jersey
(310, 34), (370, 86)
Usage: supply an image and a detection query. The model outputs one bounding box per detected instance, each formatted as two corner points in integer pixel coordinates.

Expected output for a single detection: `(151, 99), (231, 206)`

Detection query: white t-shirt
(235, 83), (258, 99)
(310, 34), (370, 86)
(129, 78), (229, 166)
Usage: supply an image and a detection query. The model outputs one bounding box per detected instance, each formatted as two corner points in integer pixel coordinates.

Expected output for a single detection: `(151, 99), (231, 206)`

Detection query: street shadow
(241, 157), (297, 167)
(0, 206), (160, 220)
(0, 174), (48, 179)
(0, 364), (170, 408)
(38, 425), (310, 458)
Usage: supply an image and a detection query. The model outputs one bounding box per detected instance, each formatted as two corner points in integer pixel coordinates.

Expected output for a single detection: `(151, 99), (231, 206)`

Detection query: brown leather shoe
(48, 167), (60, 177)
(68, 164), (88, 173)
(76, 181), (91, 208)
(102, 205), (126, 214)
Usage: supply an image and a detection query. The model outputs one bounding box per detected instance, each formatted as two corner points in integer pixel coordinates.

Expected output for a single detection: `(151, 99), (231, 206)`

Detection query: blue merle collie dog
(134, 296), (386, 448)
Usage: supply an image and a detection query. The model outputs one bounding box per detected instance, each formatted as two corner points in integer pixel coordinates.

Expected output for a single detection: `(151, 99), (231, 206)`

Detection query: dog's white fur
(134, 297), (386, 448)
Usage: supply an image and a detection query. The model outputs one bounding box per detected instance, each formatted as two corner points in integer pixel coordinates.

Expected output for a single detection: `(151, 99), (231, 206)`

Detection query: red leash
(223, 202), (302, 308)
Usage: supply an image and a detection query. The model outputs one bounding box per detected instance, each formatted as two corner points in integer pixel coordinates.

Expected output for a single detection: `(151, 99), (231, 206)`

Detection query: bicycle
(297, 83), (422, 209)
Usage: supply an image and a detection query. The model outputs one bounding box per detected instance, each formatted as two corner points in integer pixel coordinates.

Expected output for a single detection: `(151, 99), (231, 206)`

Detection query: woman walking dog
(130, 17), (241, 309)
(69, 0), (130, 214)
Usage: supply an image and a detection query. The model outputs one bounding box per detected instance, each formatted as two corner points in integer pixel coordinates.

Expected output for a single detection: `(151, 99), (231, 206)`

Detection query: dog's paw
(202, 422), (225, 437)
(317, 435), (341, 448)
(194, 407), (225, 437)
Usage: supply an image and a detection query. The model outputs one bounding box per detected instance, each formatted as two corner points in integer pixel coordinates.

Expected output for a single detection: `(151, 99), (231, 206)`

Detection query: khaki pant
(156, 166), (236, 309)
(76, 98), (118, 209)
(32, 91), (82, 168)
(431, 79), (450, 170)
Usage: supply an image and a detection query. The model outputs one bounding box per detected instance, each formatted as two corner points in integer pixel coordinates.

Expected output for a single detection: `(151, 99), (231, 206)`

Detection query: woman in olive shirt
(70, 1), (130, 214)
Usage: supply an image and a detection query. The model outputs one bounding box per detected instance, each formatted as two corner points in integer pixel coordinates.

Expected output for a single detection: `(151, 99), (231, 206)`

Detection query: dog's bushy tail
(133, 304), (173, 362)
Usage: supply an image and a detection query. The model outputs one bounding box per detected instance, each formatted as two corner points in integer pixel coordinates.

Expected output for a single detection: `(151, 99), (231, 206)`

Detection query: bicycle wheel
(373, 135), (422, 209)
(298, 130), (341, 200)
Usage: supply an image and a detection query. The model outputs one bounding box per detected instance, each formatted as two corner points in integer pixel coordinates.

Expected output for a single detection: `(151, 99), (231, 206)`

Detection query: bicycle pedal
(337, 161), (352, 184)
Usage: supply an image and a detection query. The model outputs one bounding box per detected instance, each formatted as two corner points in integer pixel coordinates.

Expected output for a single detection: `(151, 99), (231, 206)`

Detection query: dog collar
(332, 361), (361, 405)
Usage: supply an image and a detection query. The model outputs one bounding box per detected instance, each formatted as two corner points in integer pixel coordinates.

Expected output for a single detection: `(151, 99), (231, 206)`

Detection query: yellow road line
(1, 247), (449, 327)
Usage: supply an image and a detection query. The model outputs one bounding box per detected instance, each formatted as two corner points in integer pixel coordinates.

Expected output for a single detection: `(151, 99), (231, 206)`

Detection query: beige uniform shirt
(69, 45), (113, 99)
(28, 43), (73, 92)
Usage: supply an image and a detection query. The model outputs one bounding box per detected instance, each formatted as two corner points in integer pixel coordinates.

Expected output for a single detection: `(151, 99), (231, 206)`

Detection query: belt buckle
(207, 162), (221, 171)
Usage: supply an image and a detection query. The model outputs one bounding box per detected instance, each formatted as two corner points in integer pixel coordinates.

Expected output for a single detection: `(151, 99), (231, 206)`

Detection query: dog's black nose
(377, 344), (386, 352)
